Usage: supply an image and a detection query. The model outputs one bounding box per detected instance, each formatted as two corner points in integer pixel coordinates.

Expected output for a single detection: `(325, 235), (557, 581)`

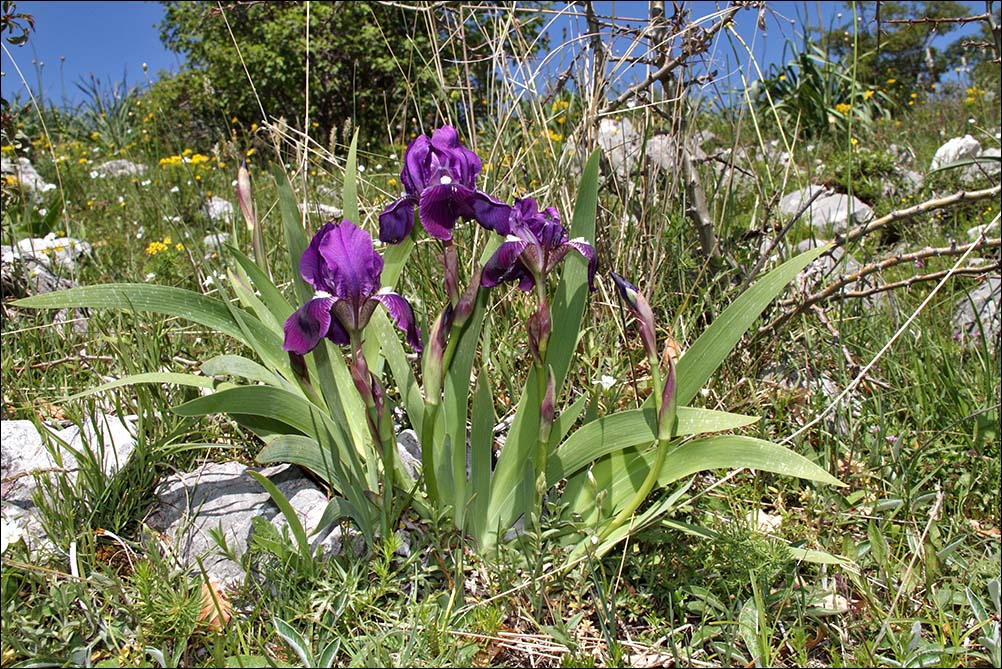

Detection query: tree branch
(761, 236), (1001, 335)
(835, 185), (1001, 247)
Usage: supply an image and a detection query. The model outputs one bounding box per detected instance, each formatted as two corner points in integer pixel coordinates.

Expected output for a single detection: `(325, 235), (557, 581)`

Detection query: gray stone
(202, 232), (231, 252)
(203, 196), (235, 223)
(1, 420), (51, 505)
(93, 159), (147, 178)
(1, 249), (87, 331)
(50, 413), (138, 478)
(4, 233), (92, 272)
(0, 415), (137, 506)
(597, 117), (642, 179)
(967, 218), (1000, 242)
(952, 274), (1000, 351)
(883, 168), (923, 199)
(0, 157), (56, 195)
(1, 414), (136, 554)
(396, 429), (422, 481)
(930, 134), (981, 171)
(1, 504), (48, 554)
(962, 147), (1001, 184)
(779, 186), (873, 235)
(147, 462), (351, 587)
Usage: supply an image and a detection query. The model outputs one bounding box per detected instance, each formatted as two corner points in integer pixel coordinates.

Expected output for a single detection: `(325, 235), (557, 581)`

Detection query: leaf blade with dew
(12, 284), (267, 348)
(548, 406), (761, 483)
(675, 241), (831, 406)
(62, 372), (219, 402)
(562, 434), (844, 527)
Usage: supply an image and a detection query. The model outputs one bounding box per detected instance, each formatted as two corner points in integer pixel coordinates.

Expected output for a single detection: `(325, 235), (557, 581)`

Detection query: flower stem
(420, 315), (465, 511)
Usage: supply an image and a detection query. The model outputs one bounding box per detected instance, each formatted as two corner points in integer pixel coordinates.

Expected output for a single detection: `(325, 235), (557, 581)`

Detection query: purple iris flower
(480, 198), (597, 292)
(283, 220), (422, 355)
(378, 125), (511, 244)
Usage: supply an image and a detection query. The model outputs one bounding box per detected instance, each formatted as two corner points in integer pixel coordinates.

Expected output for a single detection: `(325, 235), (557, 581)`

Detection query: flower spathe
(610, 272), (656, 361)
(379, 125), (511, 244)
(283, 220), (422, 355)
(481, 197), (597, 292)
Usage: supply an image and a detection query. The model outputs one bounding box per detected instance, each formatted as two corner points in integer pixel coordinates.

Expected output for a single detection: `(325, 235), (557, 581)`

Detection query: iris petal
(419, 184), (464, 240)
(300, 221), (337, 290)
(564, 239), (598, 292)
(283, 296), (335, 355)
(481, 237), (530, 288)
(319, 220), (384, 301)
(371, 291), (423, 353)
(401, 136), (430, 196)
(470, 190), (513, 235)
(378, 197), (416, 244)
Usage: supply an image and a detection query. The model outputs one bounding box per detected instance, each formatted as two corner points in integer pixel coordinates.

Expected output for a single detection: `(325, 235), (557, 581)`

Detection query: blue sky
(1, 1), (984, 109)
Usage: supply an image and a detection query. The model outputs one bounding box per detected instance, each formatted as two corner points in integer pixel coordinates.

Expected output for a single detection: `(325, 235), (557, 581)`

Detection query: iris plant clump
(18, 122), (842, 563)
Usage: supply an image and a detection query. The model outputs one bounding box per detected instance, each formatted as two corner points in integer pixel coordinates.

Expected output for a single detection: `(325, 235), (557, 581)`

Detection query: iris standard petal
(283, 295), (335, 354)
(401, 136), (431, 196)
(319, 221), (384, 300)
(378, 197), (416, 244)
(371, 291), (423, 353)
(300, 221), (337, 290)
(481, 237), (531, 288)
(431, 125), (483, 186)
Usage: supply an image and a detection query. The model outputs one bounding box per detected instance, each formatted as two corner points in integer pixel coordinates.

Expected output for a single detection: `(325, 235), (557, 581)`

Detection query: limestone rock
(147, 462), (352, 587)
(952, 274), (1000, 351)
(4, 233), (92, 272)
(930, 134), (981, 171)
(93, 159), (147, 178)
(204, 196), (235, 223)
(0, 157), (56, 195)
(779, 186), (873, 235)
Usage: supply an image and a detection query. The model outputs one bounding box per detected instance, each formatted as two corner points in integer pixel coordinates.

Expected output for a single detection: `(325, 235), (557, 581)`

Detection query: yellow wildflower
(175, 243), (184, 251)
(246, 147), (256, 157)
(145, 240), (168, 255)
(863, 90), (874, 100)
(886, 78), (896, 84)
(835, 102), (852, 114)
(547, 129), (563, 142)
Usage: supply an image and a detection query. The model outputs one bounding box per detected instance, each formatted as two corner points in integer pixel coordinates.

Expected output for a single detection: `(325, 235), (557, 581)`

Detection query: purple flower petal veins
(480, 197), (597, 292)
(283, 220), (422, 355)
(379, 125), (511, 243)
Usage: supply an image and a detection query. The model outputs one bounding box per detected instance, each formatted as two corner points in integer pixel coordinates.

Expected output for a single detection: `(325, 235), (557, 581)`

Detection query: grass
(2, 3), (1000, 667)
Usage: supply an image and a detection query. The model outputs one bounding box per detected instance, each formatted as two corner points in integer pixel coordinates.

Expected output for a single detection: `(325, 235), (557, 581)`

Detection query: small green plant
(755, 44), (892, 138)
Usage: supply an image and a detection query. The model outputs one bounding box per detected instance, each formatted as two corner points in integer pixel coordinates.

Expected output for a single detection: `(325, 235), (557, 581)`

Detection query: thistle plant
(15, 125), (845, 565)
